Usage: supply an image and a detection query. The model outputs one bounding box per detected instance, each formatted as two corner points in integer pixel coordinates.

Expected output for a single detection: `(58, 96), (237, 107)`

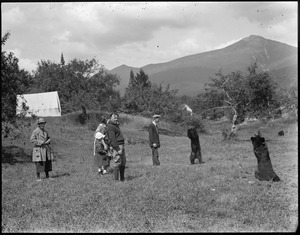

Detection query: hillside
(2, 112), (298, 232)
(109, 35), (297, 96)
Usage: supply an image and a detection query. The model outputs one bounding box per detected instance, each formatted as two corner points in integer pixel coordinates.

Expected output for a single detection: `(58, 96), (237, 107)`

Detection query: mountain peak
(224, 35), (267, 50)
(243, 35), (265, 41)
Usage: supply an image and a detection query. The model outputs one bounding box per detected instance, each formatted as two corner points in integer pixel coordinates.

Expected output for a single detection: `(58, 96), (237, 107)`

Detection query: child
(94, 116), (111, 175)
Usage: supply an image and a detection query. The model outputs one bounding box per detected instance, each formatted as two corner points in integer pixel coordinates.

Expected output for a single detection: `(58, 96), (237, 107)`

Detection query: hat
(95, 132), (105, 140)
(37, 118), (47, 124)
(153, 114), (161, 119)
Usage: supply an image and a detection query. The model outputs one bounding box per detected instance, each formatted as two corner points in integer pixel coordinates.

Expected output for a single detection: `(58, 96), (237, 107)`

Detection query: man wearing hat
(148, 114), (161, 166)
(30, 118), (54, 181)
(107, 112), (126, 181)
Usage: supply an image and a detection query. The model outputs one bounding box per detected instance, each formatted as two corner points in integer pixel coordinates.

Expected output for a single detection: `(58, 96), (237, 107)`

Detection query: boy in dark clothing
(107, 113), (126, 181)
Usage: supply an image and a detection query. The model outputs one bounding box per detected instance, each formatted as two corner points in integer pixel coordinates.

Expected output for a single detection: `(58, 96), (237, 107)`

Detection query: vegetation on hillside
(1, 33), (298, 139)
(1, 32), (33, 138)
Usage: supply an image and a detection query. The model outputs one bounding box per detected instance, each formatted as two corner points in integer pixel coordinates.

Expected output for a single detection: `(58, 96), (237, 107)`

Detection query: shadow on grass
(52, 172), (71, 178)
(126, 173), (143, 181)
(2, 146), (59, 165)
(2, 146), (32, 165)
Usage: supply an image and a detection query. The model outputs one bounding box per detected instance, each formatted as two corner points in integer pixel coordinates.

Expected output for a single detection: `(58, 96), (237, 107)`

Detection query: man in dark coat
(107, 112), (126, 181)
(148, 114), (161, 166)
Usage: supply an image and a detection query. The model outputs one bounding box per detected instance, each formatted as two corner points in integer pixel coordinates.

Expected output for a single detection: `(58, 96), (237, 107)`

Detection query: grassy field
(2, 113), (298, 232)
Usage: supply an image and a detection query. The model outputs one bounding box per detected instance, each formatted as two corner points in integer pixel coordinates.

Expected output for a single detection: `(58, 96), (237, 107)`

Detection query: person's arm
(44, 131), (51, 145)
(148, 124), (156, 147)
(101, 138), (108, 150)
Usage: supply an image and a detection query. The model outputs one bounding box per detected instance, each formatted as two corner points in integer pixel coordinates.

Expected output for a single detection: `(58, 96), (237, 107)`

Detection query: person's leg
(95, 146), (103, 175)
(113, 165), (120, 180)
(119, 148), (126, 181)
(45, 159), (53, 178)
(102, 154), (109, 174)
(120, 165), (125, 181)
(37, 173), (41, 181)
(152, 147), (160, 166)
(36, 162), (42, 181)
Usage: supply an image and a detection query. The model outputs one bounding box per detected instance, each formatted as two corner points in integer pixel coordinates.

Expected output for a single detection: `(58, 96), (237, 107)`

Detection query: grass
(1, 113), (298, 232)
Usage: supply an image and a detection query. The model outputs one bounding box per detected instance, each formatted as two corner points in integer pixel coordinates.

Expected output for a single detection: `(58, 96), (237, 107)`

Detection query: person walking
(94, 116), (111, 175)
(107, 112), (126, 181)
(30, 118), (54, 181)
(148, 114), (161, 166)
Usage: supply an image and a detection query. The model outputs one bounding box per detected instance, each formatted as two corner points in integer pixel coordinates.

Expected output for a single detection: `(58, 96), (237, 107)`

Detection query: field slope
(2, 114), (298, 232)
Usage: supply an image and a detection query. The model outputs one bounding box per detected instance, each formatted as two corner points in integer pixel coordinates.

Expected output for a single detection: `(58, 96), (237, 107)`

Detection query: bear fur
(187, 126), (204, 164)
(250, 135), (280, 182)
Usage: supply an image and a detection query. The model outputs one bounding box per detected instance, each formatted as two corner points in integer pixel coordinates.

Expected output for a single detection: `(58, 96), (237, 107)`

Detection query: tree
(245, 62), (278, 118)
(204, 62), (278, 136)
(275, 86), (298, 117)
(122, 69), (185, 122)
(2, 32), (33, 138)
(123, 69), (152, 113)
(31, 57), (120, 113)
(60, 52), (65, 66)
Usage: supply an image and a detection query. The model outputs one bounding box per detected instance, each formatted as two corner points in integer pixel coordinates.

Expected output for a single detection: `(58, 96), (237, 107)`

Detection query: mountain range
(108, 35), (297, 96)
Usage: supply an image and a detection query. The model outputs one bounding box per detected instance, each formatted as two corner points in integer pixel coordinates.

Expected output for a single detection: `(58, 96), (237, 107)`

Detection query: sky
(1, 2), (298, 73)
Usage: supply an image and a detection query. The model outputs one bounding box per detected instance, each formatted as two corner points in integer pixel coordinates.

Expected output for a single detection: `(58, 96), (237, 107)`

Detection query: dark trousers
(151, 147), (160, 166)
(113, 146), (126, 181)
(113, 165), (125, 181)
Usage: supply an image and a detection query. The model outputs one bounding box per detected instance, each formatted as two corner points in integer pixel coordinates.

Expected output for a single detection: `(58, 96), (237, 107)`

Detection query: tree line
(2, 33), (298, 138)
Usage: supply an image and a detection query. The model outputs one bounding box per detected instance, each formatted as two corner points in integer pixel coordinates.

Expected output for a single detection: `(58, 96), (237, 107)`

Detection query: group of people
(93, 112), (126, 181)
(30, 112), (164, 182)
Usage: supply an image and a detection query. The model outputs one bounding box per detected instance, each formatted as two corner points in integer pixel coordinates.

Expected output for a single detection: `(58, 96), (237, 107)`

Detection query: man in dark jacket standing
(107, 112), (126, 181)
(148, 114), (161, 166)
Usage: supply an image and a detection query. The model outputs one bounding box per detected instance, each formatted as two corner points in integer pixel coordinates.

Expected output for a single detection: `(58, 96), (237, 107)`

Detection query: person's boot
(113, 166), (119, 181)
(120, 165), (125, 181)
(37, 173), (41, 181)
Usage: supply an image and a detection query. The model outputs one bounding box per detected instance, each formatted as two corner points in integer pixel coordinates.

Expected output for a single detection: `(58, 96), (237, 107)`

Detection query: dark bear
(278, 130), (284, 136)
(250, 135), (280, 182)
(187, 126), (204, 164)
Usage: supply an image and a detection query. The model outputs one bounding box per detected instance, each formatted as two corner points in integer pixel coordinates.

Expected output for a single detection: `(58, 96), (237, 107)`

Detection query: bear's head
(188, 126), (198, 140)
(250, 135), (266, 150)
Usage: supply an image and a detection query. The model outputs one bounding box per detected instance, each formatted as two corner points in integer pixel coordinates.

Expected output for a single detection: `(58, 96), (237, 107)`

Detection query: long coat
(148, 122), (160, 148)
(30, 127), (52, 162)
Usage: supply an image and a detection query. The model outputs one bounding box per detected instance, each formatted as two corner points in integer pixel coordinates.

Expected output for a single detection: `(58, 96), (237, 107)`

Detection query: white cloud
(55, 30), (71, 42)
(1, 2), (297, 71)
(18, 58), (37, 73)
(2, 6), (25, 25)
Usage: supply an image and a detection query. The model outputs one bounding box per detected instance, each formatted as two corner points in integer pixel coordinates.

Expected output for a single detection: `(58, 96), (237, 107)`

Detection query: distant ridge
(109, 35), (297, 96)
